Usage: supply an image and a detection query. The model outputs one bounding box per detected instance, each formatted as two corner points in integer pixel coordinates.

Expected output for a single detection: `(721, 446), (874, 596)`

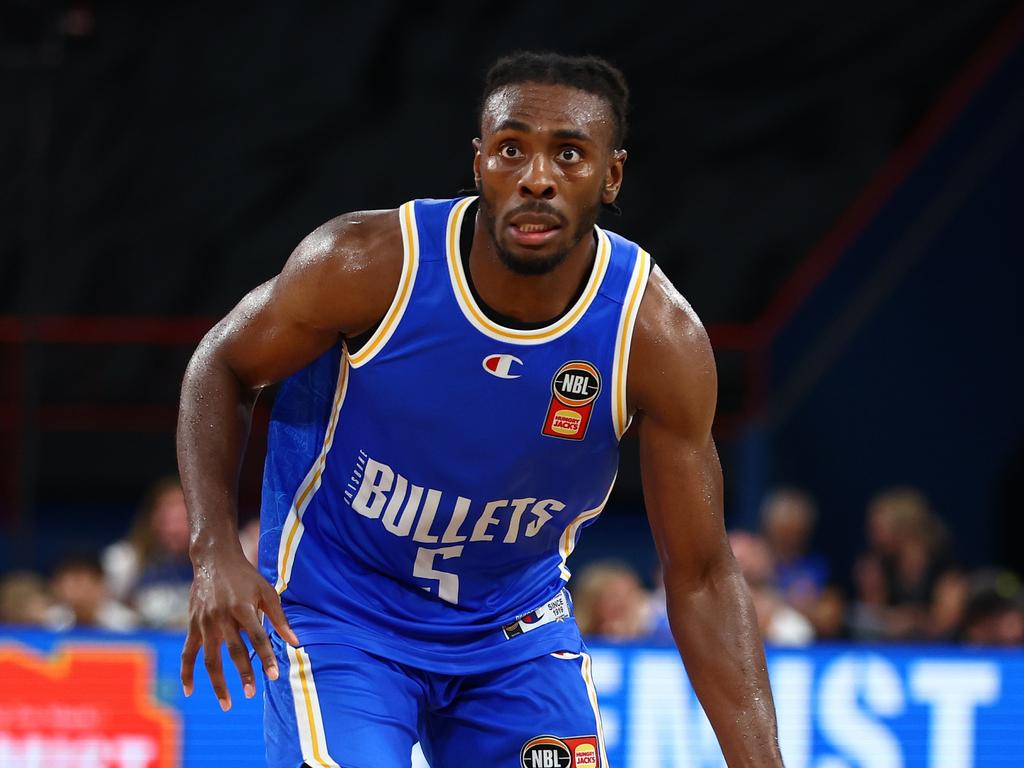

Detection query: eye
(499, 144), (522, 159)
(558, 147), (582, 163)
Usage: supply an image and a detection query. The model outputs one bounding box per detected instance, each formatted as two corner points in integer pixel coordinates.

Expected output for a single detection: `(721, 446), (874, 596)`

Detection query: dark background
(2, 0), (1022, 584)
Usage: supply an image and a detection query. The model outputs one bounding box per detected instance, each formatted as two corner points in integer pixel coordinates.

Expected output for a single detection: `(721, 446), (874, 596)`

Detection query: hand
(180, 547), (299, 711)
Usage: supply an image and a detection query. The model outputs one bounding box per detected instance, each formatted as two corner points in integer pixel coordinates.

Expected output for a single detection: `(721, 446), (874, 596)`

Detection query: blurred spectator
(646, 566), (679, 643)
(729, 531), (814, 646)
(808, 585), (847, 640)
(930, 569), (970, 641)
(869, 487), (952, 602)
(0, 571), (53, 626)
(852, 487), (957, 640)
(102, 475), (193, 628)
(760, 487), (829, 612)
(572, 560), (654, 640)
(960, 570), (1024, 646)
(47, 552), (138, 631)
(849, 555), (891, 641)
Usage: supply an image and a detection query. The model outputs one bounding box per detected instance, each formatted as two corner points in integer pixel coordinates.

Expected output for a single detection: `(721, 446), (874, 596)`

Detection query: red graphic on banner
(0, 644), (180, 768)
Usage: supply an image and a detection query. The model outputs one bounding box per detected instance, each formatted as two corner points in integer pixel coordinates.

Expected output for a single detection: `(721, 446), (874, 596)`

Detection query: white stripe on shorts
(581, 652), (610, 767)
(287, 645), (339, 768)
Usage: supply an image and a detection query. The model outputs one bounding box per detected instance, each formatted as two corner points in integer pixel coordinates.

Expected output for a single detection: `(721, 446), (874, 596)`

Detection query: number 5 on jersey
(414, 545), (464, 604)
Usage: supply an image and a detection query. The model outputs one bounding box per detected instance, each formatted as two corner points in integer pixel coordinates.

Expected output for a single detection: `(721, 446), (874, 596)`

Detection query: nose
(518, 153), (556, 200)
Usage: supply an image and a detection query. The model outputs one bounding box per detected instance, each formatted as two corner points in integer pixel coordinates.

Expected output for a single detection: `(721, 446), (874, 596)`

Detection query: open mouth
(508, 223), (561, 246)
(508, 214), (563, 246)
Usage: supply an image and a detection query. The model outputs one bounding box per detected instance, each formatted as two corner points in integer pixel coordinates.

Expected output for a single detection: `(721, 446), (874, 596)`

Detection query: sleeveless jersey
(259, 197), (651, 673)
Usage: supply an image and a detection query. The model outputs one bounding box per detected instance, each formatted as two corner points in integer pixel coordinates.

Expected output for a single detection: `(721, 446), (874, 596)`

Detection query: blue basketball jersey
(259, 197), (651, 673)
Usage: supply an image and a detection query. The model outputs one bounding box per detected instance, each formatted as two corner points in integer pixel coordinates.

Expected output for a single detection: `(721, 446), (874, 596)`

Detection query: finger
(180, 628), (201, 697)
(238, 605), (280, 682)
(261, 587), (299, 647)
(222, 621), (257, 701)
(201, 626), (231, 711)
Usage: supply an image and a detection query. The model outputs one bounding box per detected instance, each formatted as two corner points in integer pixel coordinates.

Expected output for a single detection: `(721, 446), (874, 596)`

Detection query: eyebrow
(492, 119), (595, 144)
(552, 128), (593, 143)
(494, 118), (533, 134)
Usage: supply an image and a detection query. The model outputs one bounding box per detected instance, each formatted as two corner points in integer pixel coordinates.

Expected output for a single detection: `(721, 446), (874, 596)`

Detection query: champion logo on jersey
(541, 361), (601, 441)
(482, 353), (523, 379)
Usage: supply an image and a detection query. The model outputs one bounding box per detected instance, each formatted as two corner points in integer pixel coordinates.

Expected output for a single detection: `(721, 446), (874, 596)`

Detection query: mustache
(505, 202), (567, 226)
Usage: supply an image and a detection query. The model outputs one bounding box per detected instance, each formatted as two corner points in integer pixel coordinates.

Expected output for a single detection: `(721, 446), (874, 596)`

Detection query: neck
(467, 211), (596, 325)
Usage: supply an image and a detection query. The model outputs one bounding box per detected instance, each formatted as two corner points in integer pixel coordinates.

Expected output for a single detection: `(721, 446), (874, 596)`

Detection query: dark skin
(177, 81), (782, 764)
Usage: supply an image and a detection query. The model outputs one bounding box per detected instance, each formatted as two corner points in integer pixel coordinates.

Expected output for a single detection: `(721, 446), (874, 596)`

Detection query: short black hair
(480, 51), (630, 147)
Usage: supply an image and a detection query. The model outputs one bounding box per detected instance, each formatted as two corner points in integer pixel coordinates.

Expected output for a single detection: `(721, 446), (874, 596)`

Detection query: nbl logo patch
(541, 361), (601, 441)
(521, 735), (600, 767)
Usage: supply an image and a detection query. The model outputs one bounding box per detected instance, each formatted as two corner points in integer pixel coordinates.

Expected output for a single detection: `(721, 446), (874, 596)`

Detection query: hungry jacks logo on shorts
(541, 361), (601, 441)
(521, 734), (600, 767)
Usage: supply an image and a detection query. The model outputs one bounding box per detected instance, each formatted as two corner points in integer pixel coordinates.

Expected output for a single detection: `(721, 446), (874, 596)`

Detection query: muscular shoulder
(627, 266), (717, 437)
(273, 208), (404, 337)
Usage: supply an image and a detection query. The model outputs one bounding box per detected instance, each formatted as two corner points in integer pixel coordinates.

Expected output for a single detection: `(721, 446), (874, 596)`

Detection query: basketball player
(178, 52), (783, 767)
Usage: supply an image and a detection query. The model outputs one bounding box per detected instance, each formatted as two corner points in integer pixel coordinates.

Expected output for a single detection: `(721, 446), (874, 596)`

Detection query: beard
(477, 186), (602, 276)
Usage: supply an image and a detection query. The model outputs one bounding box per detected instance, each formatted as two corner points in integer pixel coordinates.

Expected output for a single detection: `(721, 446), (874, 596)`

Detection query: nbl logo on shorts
(521, 735), (600, 767)
(521, 736), (572, 768)
(541, 361), (601, 441)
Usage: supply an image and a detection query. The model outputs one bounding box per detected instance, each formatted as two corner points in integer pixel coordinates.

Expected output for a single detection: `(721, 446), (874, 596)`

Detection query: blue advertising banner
(1, 629), (1022, 767)
(588, 644), (1024, 767)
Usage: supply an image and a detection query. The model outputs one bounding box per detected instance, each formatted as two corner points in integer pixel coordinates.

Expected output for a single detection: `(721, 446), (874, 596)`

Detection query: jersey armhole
(347, 201), (420, 368)
(611, 249), (652, 439)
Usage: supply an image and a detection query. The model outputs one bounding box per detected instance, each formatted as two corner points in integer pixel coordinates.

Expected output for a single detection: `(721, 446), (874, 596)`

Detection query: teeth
(518, 223), (551, 233)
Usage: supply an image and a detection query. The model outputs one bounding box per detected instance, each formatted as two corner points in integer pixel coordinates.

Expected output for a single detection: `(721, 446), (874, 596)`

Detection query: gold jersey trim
(612, 249), (652, 438)
(349, 201), (420, 367)
(445, 196), (611, 344)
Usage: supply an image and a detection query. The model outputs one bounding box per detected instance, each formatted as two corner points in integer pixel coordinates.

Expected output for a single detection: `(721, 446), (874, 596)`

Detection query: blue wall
(744, 43), (1024, 574)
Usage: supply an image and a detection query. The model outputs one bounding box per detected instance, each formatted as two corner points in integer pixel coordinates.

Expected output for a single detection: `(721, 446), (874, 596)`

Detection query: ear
(472, 138), (482, 186)
(602, 149), (627, 205)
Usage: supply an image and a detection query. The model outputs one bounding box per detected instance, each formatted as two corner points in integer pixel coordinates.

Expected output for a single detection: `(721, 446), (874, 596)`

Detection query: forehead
(481, 82), (615, 144)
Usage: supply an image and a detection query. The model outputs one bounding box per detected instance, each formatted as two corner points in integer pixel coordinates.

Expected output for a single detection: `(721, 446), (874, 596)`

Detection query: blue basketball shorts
(264, 641), (609, 768)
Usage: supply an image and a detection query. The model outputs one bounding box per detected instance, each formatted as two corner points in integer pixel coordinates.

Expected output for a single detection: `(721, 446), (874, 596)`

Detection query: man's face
(474, 82), (625, 275)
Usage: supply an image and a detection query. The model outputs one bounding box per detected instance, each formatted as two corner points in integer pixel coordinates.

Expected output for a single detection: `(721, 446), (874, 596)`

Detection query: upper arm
(627, 266), (729, 588)
(194, 209), (404, 389)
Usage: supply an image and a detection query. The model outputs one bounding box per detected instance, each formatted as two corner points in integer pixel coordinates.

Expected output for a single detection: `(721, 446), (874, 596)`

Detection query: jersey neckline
(458, 199), (593, 331)
(445, 196), (611, 344)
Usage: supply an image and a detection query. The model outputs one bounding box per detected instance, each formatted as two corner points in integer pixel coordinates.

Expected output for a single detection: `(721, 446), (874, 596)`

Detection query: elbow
(180, 331), (222, 398)
(179, 329), (256, 409)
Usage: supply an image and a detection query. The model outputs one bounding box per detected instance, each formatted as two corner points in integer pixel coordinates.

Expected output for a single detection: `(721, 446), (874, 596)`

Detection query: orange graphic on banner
(0, 644), (180, 768)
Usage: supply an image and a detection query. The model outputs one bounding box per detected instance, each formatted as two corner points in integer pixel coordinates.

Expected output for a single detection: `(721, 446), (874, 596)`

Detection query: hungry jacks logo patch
(541, 361), (601, 441)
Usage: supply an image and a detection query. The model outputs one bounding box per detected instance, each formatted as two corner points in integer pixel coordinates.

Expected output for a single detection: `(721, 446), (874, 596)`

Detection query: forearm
(176, 339), (257, 563)
(666, 560), (783, 767)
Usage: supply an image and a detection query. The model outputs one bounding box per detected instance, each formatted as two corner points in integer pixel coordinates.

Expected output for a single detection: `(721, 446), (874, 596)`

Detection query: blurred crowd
(571, 486), (1024, 647)
(1, 480), (1021, 647)
(0, 476), (260, 633)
